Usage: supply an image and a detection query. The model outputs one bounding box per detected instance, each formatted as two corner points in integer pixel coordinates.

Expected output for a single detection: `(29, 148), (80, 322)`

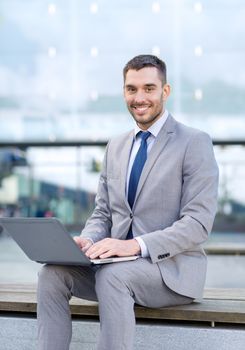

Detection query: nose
(134, 90), (146, 104)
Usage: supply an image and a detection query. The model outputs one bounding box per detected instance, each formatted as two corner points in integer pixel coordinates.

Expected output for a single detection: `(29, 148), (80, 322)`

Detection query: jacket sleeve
(141, 132), (219, 263)
(81, 142), (112, 243)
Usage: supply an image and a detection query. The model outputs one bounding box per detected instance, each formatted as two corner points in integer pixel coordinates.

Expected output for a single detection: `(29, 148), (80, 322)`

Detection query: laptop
(0, 217), (139, 265)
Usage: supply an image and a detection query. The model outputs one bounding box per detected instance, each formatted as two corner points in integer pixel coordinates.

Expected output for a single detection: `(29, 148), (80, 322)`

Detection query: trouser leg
(95, 258), (193, 350)
(95, 264), (135, 350)
(37, 264), (97, 350)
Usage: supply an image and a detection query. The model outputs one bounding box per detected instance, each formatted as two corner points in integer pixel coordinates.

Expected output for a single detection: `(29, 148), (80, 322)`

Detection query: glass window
(0, 1), (244, 287)
(0, 0), (244, 141)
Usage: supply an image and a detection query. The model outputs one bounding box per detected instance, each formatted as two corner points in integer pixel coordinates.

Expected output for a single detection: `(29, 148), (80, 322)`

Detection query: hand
(73, 236), (93, 252)
(85, 238), (141, 259)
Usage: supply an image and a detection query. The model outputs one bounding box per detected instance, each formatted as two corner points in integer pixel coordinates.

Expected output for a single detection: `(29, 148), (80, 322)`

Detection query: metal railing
(0, 140), (245, 231)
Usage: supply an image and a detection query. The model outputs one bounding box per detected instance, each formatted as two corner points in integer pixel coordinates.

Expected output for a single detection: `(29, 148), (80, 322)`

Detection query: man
(37, 54), (219, 350)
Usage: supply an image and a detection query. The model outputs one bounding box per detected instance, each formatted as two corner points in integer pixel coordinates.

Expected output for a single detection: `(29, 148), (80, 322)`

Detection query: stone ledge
(1, 284), (245, 325)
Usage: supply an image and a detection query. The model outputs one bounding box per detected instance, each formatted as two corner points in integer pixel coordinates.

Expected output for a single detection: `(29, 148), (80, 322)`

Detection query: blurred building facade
(0, 0), (244, 229)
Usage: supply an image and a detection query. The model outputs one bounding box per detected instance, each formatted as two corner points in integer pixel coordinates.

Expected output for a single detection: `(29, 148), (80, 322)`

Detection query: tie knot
(139, 131), (151, 142)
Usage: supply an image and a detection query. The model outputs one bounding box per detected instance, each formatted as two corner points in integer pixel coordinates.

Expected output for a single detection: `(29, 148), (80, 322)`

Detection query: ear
(162, 84), (171, 101)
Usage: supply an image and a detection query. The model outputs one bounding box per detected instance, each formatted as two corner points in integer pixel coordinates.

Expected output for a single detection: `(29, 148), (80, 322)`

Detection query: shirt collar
(134, 109), (169, 139)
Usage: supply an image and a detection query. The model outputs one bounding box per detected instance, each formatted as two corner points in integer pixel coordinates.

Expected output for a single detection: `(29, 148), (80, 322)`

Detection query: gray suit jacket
(82, 115), (219, 299)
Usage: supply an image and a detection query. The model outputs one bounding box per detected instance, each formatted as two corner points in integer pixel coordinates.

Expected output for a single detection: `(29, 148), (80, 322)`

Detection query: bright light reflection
(48, 4), (56, 15)
(90, 90), (99, 101)
(152, 46), (160, 56)
(152, 2), (160, 13)
(194, 2), (203, 14)
(48, 134), (56, 142)
(90, 3), (98, 14)
(194, 89), (203, 100)
(194, 45), (203, 57)
(48, 47), (57, 58)
(90, 47), (98, 57)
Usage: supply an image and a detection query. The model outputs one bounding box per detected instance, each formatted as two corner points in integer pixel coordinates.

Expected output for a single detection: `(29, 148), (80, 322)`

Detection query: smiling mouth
(132, 105), (151, 112)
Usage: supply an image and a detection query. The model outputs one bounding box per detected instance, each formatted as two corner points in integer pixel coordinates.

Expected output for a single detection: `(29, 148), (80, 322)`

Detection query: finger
(86, 241), (105, 255)
(85, 239), (117, 258)
(99, 250), (116, 259)
(89, 248), (108, 259)
(73, 236), (83, 248)
(74, 237), (93, 252)
(73, 236), (80, 243)
(87, 245), (110, 259)
(81, 242), (92, 252)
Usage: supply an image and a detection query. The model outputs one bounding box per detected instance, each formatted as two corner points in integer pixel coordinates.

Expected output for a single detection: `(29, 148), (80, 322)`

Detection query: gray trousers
(37, 258), (193, 350)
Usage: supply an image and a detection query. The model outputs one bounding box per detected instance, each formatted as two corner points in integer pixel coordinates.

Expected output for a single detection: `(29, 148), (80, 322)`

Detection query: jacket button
(130, 213), (133, 219)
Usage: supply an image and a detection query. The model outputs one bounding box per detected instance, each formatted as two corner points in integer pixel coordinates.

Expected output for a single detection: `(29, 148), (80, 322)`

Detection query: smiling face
(124, 67), (170, 130)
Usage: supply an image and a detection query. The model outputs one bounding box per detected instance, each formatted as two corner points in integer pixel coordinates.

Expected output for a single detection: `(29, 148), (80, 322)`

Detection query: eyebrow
(124, 84), (136, 88)
(144, 83), (157, 88)
(125, 83), (157, 88)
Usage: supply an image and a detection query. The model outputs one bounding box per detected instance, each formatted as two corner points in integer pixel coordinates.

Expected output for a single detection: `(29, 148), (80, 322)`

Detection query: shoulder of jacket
(173, 118), (211, 141)
(107, 130), (133, 147)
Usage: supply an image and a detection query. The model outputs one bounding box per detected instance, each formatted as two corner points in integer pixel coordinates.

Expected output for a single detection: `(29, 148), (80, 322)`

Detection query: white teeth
(135, 106), (148, 110)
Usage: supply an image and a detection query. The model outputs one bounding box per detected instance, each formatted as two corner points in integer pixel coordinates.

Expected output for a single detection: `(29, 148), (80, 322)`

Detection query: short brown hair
(123, 54), (167, 85)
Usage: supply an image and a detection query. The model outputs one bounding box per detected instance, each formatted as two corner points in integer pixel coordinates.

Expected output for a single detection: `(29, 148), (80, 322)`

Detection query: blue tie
(127, 131), (151, 239)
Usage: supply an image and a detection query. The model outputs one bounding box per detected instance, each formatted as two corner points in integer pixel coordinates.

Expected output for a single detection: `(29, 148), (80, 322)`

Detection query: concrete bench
(1, 284), (245, 350)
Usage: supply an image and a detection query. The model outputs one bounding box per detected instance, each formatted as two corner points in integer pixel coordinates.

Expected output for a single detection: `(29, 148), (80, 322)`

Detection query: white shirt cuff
(134, 237), (150, 258)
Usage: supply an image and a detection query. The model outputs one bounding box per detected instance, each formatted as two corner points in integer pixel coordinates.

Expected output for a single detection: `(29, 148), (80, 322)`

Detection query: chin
(136, 115), (153, 124)
(133, 117), (148, 126)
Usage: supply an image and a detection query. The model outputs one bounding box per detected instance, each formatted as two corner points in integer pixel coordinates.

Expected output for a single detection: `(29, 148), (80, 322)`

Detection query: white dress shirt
(126, 110), (169, 257)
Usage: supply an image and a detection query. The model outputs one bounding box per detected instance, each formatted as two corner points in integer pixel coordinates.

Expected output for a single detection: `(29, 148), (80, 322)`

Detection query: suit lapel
(133, 114), (176, 208)
(119, 130), (134, 209)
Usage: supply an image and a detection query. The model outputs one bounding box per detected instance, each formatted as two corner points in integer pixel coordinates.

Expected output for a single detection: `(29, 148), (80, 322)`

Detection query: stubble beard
(127, 92), (164, 129)
(127, 104), (164, 129)
(133, 111), (161, 127)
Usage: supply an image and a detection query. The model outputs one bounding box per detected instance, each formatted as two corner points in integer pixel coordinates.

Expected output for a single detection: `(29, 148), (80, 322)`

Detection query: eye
(145, 87), (154, 93)
(126, 87), (136, 94)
